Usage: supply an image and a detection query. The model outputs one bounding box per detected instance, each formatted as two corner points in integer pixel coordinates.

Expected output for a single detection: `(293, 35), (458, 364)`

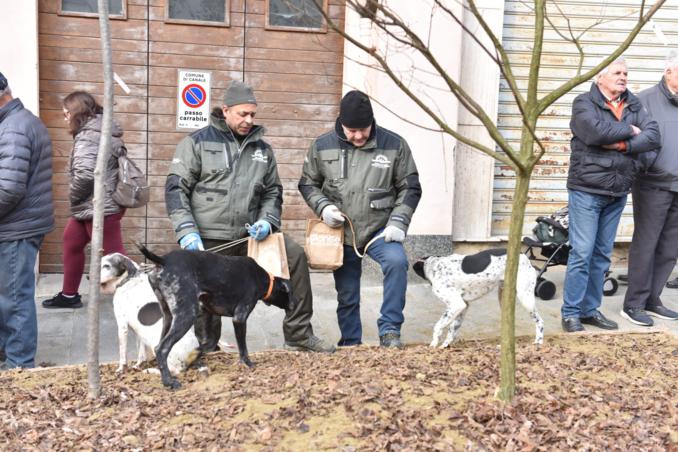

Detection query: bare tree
(316, 0), (666, 401)
(87, 0), (115, 399)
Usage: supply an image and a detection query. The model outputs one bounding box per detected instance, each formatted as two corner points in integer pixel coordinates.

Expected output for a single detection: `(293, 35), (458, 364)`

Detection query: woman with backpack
(43, 91), (127, 309)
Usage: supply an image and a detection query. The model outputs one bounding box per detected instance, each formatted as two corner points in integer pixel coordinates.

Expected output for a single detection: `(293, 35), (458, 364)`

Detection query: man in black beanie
(299, 90), (422, 349)
(165, 80), (335, 354)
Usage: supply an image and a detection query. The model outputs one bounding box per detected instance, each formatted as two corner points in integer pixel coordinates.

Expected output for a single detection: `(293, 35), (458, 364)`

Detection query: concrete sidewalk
(33, 267), (678, 367)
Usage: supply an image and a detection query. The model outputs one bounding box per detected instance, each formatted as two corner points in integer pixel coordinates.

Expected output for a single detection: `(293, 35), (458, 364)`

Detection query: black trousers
(199, 234), (315, 351)
(624, 183), (678, 309)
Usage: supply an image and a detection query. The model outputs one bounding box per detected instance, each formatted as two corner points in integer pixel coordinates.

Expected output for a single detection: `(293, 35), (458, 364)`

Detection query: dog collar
(263, 272), (275, 301)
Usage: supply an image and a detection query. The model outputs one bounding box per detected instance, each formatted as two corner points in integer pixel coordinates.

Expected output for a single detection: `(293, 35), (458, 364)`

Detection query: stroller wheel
(535, 279), (556, 300)
(603, 277), (618, 296)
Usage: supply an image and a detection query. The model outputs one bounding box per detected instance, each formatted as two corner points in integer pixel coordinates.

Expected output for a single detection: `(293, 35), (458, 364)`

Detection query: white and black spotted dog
(100, 253), (202, 375)
(413, 249), (544, 347)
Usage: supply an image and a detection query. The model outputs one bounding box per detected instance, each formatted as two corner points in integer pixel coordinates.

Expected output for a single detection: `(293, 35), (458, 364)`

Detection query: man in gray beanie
(299, 90), (422, 349)
(0, 72), (55, 369)
(165, 80), (335, 354)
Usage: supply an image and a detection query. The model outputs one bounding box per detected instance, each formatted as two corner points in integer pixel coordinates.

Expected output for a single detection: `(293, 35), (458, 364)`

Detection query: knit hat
(339, 90), (374, 128)
(223, 80), (257, 107)
(0, 72), (7, 91)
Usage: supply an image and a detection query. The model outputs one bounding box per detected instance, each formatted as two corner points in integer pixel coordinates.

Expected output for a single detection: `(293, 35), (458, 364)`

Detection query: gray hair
(665, 50), (678, 70)
(596, 57), (628, 79)
(0, 85), (10, 97)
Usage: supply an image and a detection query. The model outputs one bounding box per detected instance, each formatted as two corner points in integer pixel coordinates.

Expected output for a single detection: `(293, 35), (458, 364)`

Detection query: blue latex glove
(383, 225), (405, 243)
(247, 220), (271, 241)
(179, 232), (204, 250)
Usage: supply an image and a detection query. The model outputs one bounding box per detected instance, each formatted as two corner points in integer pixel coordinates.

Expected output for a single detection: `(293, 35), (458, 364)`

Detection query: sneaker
(42, 292), (83, 309)
(645, 305), (678, 320)
(379, 332), (404, 349)
(284, 335), (336, 353)
(621, 307), (653, 327)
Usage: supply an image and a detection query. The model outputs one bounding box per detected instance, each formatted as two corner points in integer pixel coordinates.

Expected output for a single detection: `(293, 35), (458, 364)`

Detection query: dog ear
(121, 255), (139, 278)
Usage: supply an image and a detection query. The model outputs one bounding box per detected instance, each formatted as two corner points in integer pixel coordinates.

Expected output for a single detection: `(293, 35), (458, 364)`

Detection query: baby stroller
(522, 206), (619, 300)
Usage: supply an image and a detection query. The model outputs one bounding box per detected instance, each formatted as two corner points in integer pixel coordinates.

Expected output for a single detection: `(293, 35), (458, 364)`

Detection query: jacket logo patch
(371, 155), (391, 169)
(251, 150), (269, 163)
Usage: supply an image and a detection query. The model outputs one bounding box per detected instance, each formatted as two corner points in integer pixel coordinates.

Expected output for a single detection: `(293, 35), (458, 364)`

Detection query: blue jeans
(0, 236), (43, 368)
(562, 190), (626, 318)
(333, 234), (409, 346)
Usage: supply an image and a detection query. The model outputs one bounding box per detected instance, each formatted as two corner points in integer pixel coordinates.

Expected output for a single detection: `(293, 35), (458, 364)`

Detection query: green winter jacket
(299, 120), (422, 247)
(166, 109), (282, 242)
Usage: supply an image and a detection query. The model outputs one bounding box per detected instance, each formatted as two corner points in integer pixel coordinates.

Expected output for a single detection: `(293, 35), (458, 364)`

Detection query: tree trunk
(87, 0), (114, 399)
(497, 135), (534, 402)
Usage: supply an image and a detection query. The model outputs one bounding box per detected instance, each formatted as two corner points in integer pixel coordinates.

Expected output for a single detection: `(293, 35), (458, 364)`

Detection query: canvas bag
(247, 232), (290, 279)
(113, 153), (150, 208)
(305, 219), (344, 270)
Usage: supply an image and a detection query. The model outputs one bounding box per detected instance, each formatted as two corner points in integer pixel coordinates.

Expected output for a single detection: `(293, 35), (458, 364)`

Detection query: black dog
(138, 245), (297, 389)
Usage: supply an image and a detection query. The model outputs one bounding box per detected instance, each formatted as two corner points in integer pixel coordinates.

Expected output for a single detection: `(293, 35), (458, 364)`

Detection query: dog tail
(136, 242), (165, 267)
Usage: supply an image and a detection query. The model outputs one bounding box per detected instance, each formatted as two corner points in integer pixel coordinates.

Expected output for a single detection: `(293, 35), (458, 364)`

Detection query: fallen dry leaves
(1, 332), (677, 450)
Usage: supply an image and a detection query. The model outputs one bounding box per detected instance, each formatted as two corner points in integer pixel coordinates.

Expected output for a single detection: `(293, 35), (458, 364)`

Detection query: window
(59, 0), (126, 19)
(165, 0), (230, 27)
(266, 0), (328, 32)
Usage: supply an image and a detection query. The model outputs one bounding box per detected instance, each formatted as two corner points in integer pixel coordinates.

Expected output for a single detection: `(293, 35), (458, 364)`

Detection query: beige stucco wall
(341, 1), (463, 236)
(0, 1), (40, 113)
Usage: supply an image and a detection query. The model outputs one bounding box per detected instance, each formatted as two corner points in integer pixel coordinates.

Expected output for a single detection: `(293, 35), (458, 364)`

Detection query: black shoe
(666, 277), (678, 289)
(620, 307), (653, 327)
(561, 317), (584, 332)
(645, 305), (678, 320)
(42, 292), (83, 309)
(379, 332), (403, 349)
(580, 311), (618, 330)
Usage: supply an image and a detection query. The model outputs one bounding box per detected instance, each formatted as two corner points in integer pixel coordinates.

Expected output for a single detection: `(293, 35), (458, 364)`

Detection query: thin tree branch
(537, 0), (666, 114)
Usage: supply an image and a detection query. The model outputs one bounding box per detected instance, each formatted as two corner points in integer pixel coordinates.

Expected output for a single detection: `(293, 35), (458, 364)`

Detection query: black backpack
(112, 152), (150, 208)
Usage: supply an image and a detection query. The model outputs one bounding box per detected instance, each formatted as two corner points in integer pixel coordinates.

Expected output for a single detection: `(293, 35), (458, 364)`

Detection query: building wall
(0, 1), (40, 113)
(342, 0), (461, 240)
(494, 0), (678, 240)
(36, 0), (345, 272)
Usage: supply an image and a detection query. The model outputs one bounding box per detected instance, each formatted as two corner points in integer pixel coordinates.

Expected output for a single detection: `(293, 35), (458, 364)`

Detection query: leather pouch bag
(247, 232), (290, 279)
(304, 219), (344, 270)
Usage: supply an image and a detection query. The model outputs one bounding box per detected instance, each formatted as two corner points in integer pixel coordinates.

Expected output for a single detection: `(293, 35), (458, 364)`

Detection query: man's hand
(247, 220), (271, 241)
(631, 125), (641, 136)
(383, 225), (405, 243)
(179, 232), (204, 251)
(321, 205), (345, 228)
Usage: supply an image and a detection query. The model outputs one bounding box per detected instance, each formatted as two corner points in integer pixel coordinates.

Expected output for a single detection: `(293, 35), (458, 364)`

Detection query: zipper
(340, 148), (347, 179)
(222, 143), (232, 171)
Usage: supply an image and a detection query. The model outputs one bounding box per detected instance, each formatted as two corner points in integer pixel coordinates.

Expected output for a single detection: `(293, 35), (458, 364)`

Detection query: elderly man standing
(299, 90), (422, 348)
(0, 72), (54, 369)
(562, 58), (660, 333)
(622, 52), (678, 326)
(166, 80), (335, 354)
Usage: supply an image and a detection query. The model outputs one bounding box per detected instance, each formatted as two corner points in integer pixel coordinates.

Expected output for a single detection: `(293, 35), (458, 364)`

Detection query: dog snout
(412, 257), (428, 280)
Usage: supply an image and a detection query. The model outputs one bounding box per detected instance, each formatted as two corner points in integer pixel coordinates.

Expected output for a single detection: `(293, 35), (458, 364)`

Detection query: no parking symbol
(176, 70), (211, 130)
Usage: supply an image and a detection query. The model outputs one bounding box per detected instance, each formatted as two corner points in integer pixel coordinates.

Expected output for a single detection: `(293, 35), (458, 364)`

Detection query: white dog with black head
(100, 253), (202, 375)
(413, 249), (544, 348)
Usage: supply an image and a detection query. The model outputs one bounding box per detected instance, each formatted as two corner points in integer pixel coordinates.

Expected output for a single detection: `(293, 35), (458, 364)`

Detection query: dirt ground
(2, 332), (678, 451)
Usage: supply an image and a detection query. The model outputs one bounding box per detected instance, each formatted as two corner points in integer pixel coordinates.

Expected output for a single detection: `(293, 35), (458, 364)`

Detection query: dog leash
(342, 214), (385, 259)
(205, 236), (249, 253)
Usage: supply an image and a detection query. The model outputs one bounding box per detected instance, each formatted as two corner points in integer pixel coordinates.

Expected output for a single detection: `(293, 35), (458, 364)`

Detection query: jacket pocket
(202, 143), (229, 174)
(319, 149), (341, 179)
(367, 187), (395, 210)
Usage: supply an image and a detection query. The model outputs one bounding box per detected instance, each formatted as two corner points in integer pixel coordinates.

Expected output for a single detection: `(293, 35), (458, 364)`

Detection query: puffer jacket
(0, 98), (55, 241)
(299, 119), (422, 247)
(567, 82), (660, 197)
(165, 109), (283, 242)
(69, 114), (124, 220)
(636, 78), (678, 191)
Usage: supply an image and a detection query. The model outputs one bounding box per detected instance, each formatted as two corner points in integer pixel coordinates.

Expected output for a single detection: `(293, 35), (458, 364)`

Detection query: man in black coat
(0, 72), (54, 369)
(622, 51), (678, 326)
(561, 59), (660, 333)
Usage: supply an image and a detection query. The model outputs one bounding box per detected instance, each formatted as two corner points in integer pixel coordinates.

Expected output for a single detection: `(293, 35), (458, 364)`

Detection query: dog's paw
(164, 378), (182, 390)
(116, 364), (127, 373)
(240, 357), (254, 368)
(429, 340), (439, 348)
(142, 368), (162, 375)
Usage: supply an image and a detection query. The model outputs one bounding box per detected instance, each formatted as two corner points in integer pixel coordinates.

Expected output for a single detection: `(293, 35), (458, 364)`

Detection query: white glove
(321, 205), (345, 228)
(383, 225), (405, 243)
